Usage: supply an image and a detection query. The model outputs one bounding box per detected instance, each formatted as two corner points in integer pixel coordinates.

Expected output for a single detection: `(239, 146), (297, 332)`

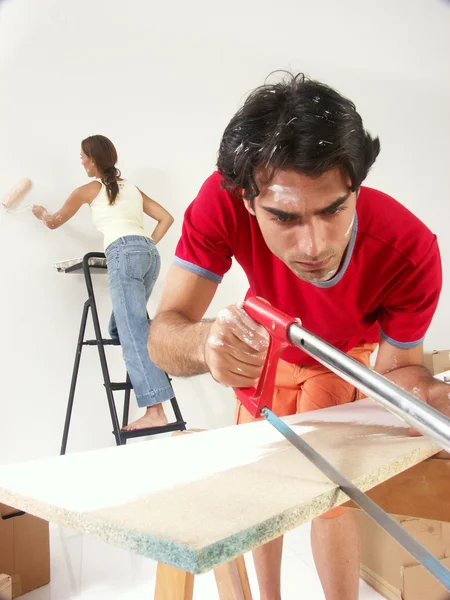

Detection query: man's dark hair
(217, 72), (380, 200)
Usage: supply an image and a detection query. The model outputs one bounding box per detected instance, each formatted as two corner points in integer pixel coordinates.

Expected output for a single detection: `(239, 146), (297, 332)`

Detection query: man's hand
(375, 337), (450, 437)
(205, 302), (270, 388)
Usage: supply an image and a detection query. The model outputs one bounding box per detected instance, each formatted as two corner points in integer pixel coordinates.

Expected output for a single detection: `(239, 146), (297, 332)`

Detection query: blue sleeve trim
(173, 257), (223, 284)
(380, 327), (425, 349)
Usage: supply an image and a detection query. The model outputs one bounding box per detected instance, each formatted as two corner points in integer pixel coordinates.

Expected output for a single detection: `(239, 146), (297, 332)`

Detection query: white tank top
(90, 179), (149, 250)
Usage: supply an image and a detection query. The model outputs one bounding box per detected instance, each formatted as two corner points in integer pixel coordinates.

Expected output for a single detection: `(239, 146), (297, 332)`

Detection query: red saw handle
(234, 297), (297, 417)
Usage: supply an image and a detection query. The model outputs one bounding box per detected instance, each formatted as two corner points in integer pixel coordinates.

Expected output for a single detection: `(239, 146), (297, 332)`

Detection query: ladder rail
(60, 253), (186, 454)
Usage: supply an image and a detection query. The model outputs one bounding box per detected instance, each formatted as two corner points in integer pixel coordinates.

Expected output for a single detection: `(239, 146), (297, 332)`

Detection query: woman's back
(90, 179), (147, 250)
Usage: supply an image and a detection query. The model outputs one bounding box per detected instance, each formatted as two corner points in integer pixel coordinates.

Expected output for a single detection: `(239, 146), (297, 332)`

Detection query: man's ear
(242, 195), (256, 216)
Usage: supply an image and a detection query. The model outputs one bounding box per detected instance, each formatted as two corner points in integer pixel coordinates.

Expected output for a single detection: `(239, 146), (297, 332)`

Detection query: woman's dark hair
(81, 135), (121, 205)
(217, 72), (380, 201)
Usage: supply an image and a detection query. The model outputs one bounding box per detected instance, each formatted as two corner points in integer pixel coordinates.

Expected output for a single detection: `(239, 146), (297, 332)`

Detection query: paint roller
(1, 177), (32, 209)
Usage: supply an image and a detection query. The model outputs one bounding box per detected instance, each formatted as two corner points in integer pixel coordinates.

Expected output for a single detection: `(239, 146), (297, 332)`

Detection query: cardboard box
(345, 452), (450, 521)
(0, 504), (50, 598)
(0, 574), (12, 600)
(424, 350), (450, 376)
(356, 510), (450, 599)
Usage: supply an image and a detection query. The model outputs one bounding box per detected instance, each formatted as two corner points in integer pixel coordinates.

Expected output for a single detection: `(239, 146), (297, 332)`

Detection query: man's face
(244, 168), (357, 283)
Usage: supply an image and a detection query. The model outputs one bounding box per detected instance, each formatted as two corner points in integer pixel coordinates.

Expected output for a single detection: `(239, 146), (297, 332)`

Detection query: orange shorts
(234, 342), (377, 519)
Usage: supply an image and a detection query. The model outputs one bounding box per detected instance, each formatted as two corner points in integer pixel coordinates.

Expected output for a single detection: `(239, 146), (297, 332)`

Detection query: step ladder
(56, 252), (186, 454)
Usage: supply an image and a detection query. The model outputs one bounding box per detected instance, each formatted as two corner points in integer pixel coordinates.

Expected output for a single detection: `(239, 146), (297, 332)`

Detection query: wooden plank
(0, 399), (440, 574)
(154, 563), (194, 600)
(214, 556), (253, 600)
(171, 429), (206, 437)
(180, 430), (254, 598)
(344, 457), (450, 521)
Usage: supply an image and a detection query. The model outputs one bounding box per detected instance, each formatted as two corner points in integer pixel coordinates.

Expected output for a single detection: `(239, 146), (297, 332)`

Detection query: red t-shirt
(175, 172), (442, 364)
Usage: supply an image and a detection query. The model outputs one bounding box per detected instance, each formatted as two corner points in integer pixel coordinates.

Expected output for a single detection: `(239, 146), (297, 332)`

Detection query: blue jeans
(105, 236), (173, 408)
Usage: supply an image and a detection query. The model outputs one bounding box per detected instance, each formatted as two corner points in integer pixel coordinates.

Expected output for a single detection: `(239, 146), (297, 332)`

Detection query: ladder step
(108, 382), (133, 391)
(83, 338), (121, 346)
(118, 421), (186, 439)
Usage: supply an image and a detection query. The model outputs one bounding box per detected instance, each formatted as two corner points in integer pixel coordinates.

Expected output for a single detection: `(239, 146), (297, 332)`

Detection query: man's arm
(149, 266), (218, 376)
(374, 336), (450, 419)
(149, 265), (268, 384)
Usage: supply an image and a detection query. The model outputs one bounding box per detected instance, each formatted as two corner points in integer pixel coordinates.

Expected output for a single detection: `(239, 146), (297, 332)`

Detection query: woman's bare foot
(122, 403), (168, 431)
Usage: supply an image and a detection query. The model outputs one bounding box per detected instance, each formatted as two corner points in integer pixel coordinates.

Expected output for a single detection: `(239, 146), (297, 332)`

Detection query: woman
(32, 135), (175, 431)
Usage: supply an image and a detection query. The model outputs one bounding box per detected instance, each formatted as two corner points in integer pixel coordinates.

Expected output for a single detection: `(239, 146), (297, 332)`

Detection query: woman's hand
(32, 205), (47, 220)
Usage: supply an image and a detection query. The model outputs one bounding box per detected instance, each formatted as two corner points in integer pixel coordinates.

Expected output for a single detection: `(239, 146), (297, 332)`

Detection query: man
(149, 73), (449, 600)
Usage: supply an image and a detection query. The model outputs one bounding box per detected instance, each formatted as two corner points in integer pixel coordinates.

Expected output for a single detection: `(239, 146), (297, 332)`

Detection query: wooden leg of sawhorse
(154, 556), (253, 600)
(214, 555), (253, 599)
(154, 563), (194, 600)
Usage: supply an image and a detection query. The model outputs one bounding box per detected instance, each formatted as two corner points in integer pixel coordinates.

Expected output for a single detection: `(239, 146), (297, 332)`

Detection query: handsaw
(234, 297), (450, 590)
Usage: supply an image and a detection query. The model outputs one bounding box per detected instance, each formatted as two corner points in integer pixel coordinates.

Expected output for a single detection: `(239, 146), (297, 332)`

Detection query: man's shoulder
(196, 171), (238, 203)
(189, 171), (245, 224)
(360, 185), (420, 215)
(357, 186), (436, 265)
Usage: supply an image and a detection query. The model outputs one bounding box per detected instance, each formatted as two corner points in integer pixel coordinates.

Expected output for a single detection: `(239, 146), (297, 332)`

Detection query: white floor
(22, 523), (384, 600)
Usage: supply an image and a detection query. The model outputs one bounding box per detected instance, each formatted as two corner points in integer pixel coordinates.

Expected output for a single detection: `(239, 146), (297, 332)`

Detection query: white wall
(1, 0), (449, 462)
